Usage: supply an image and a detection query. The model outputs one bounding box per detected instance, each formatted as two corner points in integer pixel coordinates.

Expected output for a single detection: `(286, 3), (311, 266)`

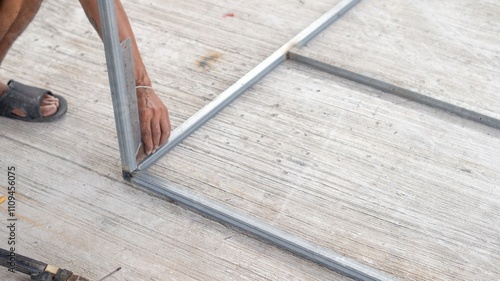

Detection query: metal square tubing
(99, 0), (399, 279)
(133, 171), (399, 281)
(99, 0), (139, 173)
(137, 0), (362, 171)
(288, 50), (500, 130)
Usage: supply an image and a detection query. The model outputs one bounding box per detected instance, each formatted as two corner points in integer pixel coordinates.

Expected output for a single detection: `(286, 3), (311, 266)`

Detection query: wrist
(135, 79), (152, 88)
(135, 80), (152, 95)
(134, 64), (151, 88)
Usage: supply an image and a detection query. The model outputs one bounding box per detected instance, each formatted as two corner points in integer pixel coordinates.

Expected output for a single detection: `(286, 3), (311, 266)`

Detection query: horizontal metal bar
(288, 50), (500, 130)
(136, 0), (361, 171)
(132, 171), (398, 281)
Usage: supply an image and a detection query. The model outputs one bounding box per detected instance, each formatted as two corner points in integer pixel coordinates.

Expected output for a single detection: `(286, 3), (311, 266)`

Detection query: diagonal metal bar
(137, 0), (361, 171)
(288, 49), (500, 130)
(132, 171), (399, 281)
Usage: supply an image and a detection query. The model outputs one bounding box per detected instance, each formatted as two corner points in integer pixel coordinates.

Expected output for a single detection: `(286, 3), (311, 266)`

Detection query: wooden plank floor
(150, 59), (500, 280)
(0, 0), (353, 280)
(1, 0), (498, 280)
(300, 0), (500, 121)
(0, 138), (347, 281)
(132, 0), (500, 279)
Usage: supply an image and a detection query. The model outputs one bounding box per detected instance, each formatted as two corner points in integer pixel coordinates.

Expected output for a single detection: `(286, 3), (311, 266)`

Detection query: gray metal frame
(288, 49), (500, 130)
(99, 0), (141, 173)
(93, 0), (494, 279)
(137, 0), (362, 171)
(133, 172), (397, 281)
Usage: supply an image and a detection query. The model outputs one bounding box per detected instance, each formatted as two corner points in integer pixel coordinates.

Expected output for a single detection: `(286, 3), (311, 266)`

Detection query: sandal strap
(0, 88), (43, 119)
(8, 80), (55, 99)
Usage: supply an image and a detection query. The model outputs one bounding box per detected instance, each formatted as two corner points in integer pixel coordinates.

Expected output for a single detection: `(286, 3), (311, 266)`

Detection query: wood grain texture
(301, 0), (500, 121)
(150, 60), (500, 281)
(0, 138), (346, 281)
(0, 0), (352, 280)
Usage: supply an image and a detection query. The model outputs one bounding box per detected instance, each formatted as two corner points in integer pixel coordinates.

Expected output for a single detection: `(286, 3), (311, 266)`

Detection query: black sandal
(0, 80), (67, 122)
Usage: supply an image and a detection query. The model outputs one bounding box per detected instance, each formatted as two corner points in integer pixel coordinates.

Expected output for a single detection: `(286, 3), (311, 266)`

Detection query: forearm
(79, 0), (151, 86)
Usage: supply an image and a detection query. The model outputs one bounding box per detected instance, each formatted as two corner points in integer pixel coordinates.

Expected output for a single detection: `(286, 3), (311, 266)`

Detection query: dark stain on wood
(196, 51), (222, 71)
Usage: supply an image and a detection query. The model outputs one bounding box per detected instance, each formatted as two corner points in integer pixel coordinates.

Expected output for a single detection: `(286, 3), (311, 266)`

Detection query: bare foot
(0, 83), (59, 117)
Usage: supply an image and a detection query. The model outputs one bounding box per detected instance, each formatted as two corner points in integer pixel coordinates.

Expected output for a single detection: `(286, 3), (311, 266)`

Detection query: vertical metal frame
(99, 0), (140, 173)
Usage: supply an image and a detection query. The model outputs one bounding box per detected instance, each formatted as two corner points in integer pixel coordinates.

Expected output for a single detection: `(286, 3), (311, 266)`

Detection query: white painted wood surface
(0, 0), (352, 280)
(150, 60), (500, 280)
(1, 0), (498, 280)
(0, 138), (345, 281)
(301, 0), (500, 121)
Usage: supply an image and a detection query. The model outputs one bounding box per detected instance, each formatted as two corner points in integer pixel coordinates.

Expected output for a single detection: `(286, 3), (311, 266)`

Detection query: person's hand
(136, 87), (171, 155)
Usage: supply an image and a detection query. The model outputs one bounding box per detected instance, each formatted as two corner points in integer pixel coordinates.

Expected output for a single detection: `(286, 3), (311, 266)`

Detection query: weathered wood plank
(0, 136), (346, 280)
(301, 0), (500, 121)
(150, 60), (500, 280)
(0, 0), (354, 280)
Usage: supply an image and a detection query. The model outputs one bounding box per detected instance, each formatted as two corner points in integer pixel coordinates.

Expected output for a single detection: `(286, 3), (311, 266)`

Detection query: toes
(40, 94), (59, 116)
(41, 94), (59, 106)
(6, 91), (61, 118)
(41, 104), (57, 117)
